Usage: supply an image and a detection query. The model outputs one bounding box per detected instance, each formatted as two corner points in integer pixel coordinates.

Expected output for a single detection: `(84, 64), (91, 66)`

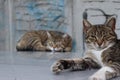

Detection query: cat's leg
(105, 71), (117, 80)
(32, 39), (48, 51)
(34, 42), (47, 51)
(51, 57), (100, 73)
(105, 62), (120, 80)
(89, 66), (116, 80)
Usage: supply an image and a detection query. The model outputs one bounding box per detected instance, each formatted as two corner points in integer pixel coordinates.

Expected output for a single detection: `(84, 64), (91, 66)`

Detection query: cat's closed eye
(107, 36), (116, 41)
(90, 35), (96, 38)
(88, 35), (96, 41)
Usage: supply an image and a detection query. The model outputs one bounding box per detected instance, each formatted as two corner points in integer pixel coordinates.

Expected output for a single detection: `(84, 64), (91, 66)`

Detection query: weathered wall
(0, 0), (8, 51)
(80, 0), (120, 38)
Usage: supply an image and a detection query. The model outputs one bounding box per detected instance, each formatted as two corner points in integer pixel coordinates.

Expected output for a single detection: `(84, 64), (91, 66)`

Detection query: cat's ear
(47, 31), (52, 38)
(62, 34), (68, 38)
(83, 19), (92, 33)
(105, 17), (116, 30)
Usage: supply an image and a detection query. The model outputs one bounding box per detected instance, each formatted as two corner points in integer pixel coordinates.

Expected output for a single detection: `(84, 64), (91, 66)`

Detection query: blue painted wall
(15, 0), (67, 32)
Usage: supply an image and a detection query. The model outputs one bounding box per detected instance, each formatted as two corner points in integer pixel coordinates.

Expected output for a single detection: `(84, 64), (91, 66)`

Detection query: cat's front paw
(64, 47), (72, 52)
(51, 60), (64, 74)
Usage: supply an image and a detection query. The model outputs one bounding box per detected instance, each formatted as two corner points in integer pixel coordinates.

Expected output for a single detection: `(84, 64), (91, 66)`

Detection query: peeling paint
(14, 0), (67, 32)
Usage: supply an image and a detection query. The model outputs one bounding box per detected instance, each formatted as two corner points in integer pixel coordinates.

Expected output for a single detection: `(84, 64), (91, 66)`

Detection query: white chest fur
(90, 50), (104, 66)
(85, 43), (114, 67)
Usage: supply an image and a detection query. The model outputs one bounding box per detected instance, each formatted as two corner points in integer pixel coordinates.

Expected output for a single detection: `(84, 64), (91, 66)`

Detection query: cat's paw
(51, 60), (64, 74)
(89, 74), (105, 80)
(64, 47), (71, 52)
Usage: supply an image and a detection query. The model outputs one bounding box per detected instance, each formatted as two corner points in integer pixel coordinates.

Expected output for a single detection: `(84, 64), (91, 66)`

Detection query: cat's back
(21, 30), (70, 40)
(21, 30), (48, 41)
(47, 30), (67, 38)
(35, 30), (65, 36)
(25, 30), (47, 36)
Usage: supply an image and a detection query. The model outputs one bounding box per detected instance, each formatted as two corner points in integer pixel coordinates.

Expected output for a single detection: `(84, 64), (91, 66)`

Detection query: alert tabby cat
(16, 30), (72, 52)
(52, 17), (120, 80)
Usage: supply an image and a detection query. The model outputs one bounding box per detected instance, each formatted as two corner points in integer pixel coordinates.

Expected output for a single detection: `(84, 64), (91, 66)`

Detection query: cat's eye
(107, 37), (115, 40)
(90, 35), (96, 38)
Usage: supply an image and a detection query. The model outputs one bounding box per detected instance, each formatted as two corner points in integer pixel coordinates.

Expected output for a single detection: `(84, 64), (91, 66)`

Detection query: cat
(51, 17), (120, 80)
(16, 30), (72, 52)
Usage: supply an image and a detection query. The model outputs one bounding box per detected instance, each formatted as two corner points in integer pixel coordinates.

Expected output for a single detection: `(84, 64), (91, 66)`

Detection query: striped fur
(16, 30), (72, 52)
(52, 17), (120, 80)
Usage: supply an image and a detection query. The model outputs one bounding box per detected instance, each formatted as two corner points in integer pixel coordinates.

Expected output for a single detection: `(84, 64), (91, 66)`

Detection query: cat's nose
(97, 40), (103, 47)
(53, 46), (56, 48)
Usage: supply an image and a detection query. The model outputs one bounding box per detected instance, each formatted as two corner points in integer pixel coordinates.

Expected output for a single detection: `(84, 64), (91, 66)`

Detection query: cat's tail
(16, 40), (26, 51)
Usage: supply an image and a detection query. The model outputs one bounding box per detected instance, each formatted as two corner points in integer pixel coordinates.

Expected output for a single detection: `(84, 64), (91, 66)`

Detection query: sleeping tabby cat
(51, 17), (120, 80)
(16, 30), (72, 52)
